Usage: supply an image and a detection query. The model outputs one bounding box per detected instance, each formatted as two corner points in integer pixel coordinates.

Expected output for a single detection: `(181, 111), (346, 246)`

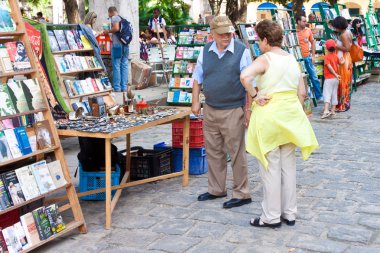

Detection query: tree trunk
(292, 0), (305, 18)
(327, 0), (338, 4)
(63, 0), (80, 24)
(77, 0), (85, 21)
(209, 0), (223, 15)
(226, 0), (247, 24)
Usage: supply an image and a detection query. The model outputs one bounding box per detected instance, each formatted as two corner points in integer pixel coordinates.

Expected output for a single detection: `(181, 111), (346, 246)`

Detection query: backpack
(117, 15), (133, 45)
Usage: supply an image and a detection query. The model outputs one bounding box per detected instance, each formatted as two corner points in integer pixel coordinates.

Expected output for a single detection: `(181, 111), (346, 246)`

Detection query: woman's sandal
(249, 218), (281, 228)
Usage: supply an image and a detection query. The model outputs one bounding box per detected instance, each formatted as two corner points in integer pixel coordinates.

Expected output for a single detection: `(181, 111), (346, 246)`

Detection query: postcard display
(0, 1), (86, 252)
(238, 23), (261, 59)
(167, 25), (211, 105)
(46, 24), (112, 111)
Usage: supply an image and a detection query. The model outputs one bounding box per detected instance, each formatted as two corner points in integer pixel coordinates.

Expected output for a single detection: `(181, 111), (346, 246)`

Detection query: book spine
(32, 209), (46, 240)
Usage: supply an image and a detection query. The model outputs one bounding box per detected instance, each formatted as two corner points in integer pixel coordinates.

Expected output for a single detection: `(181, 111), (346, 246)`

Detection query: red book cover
(4, 41), (31, 71)
(90, 78), (99, 92)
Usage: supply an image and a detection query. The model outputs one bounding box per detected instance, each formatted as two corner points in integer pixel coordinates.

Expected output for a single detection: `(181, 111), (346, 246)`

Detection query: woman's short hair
(255, 19), (283, 47)
(331, 16), (348, 30)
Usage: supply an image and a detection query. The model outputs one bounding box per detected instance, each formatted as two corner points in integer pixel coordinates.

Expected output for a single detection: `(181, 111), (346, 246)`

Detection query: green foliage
(139, 0), (191, 29)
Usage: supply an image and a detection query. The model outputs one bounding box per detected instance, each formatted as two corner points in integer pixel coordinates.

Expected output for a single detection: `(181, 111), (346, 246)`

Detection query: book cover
(63, 80), (74, 97)
(72, 55), (83, 70)
(2, 225), (22, 253)
(47, 160), (67, 188)
(0, 130), (13, 163)
(73, 80), (85, 95)
(33, 120), (54, 150)
(100, 77), (112, 89)
(79, 31), (92, 49)
(64, 30), (79, 50)
(53, 30), (70, 51)
(72, 29), (84, 49)
(79, 56), (88, 69)
(13, 126), (32, 155)
(94, 78), (104, 91)
(20, 212), (41, 247)
(0, 44), (13, 73)
(7, 79), (30, 113)
(88, 78), (99, 92)
(2, 170), (25, 205)
(32, 206), (53, 240)
(4, 41), (31, 71)
(3, 128), (22, 159)
(85, 56), (95, 69)
(0, 83), (17, 116)
(63, 54), (76, 71)
(26, 128), (37, 152)
(80, 80), (92, 93)
(0, 228), (8, 252)
(30, 160), (56, 194)
(15, 166), (40, 201)
(20, 79), (45, 111)
(45, 204), (65, 234)
(0, 3), (15, 32)
(0, 176), (12, 210)
(47, 30), (60, 52)
(13, 222), (29, 250)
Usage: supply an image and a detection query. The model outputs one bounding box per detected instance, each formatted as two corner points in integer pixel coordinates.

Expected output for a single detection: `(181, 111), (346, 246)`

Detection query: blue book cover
(14, 126), (32, 155)
(0, 5), (14, 32)
(73, 81), (84, 95)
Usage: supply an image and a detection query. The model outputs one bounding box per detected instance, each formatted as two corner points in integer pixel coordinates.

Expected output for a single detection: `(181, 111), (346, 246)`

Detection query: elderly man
(192, 16), (252, 209)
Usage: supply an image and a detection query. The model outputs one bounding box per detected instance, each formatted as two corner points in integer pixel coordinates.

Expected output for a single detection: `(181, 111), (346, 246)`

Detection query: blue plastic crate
(79, 162), (120, 201)
(172, 147), (208, 175)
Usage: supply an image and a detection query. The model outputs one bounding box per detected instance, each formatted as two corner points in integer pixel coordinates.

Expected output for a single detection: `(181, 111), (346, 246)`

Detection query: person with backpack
(148, 8), (167, 45)
(104, 6), (131, 92)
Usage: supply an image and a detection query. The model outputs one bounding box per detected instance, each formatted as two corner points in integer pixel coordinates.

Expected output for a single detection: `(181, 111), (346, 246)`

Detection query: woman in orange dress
(331, 16), (353, 112)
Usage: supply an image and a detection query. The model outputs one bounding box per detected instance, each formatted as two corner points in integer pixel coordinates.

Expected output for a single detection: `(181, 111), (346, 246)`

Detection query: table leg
(105, 138), (112, 229)
(126, 133), (131, 173)
(182, 115), (190, 186)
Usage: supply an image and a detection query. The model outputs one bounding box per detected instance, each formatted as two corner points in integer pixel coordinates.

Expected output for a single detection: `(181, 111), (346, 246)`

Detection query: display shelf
(21, 220), (84, 253)
(0, 30), (24, 36)
(177, 43), (206, 47)
(0, 183), (70, 216)
(237, 23), (260, 58)
(174, 58), (198, 61)
(52, 48), (94, 54)
(0, 69), (36, 78)
(0, 146), (59, 167)
(59, 67), (104, 75)
(66, 88), (113, 99)
(0, 107), (48, 120)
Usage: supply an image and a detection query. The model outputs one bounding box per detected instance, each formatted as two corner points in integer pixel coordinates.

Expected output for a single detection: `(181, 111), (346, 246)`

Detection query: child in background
(321, 39), (344, 119)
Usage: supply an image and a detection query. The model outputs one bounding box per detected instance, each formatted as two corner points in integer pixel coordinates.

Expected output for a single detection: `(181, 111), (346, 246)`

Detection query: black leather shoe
(223, 198), (252, 209)
(198, 192), (227, 201)
(250, 218), (281, 228)
(281, 217), (296, 226)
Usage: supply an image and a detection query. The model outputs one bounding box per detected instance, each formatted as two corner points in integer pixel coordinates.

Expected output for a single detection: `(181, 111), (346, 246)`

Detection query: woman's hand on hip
(254, 96), (271, 106)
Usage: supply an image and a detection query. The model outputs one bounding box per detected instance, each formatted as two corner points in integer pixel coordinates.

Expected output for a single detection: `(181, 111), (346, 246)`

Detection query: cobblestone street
(39, 81), (380, 253)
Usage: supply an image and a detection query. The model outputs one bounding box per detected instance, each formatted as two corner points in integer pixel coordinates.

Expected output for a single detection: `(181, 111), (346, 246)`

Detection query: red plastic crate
(172, 119), (204, 148)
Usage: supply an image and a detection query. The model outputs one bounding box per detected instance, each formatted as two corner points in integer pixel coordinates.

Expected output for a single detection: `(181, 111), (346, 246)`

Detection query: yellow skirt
(246, 91), (319, 169)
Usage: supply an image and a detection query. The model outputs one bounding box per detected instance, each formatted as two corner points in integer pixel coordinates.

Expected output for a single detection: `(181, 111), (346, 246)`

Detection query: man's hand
(191, 102), (201, 116)
(103, 30), (109, 35)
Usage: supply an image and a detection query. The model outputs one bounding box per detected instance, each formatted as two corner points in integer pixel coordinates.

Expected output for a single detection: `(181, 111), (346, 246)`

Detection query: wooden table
(57, 109), (191, 229)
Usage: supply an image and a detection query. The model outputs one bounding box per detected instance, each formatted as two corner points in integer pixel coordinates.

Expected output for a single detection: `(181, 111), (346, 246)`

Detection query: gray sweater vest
(202, 40), (246, 109)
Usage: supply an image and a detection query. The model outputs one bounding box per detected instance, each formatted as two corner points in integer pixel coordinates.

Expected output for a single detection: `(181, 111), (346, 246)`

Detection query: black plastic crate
(119, 147), (172, 180)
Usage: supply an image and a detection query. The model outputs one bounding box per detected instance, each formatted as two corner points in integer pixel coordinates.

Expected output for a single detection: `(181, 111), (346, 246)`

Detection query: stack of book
(175, 46), (202, 59)
(54, 54), (102, 73)
(0, 160), (67, 210)
(178, 29), (212, 45)
(0, 1), (15, 32)
(283, 32), (299, 47)
(167, 91), (192, 104)
(0, 42), (32, 74)
(275, 11), (293, 31)
(0, 79), (45, 116)
(169, 77), (194, 88)
(63, 77), (112, 97)
(0, 120), (55, 162)
(48, 29), (92, 52)
(1, 203), (66, 252)
(173, 61), (195, 74)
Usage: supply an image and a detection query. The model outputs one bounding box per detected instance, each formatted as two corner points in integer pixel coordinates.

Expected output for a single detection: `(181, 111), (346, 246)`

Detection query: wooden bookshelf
(0, 1), (87, 251)
(52, 48), (94, 54)
(0, 146), (59, 167)
(0, 108), (48, 121)
(0, 30), (25, 37)
(59, 67), (105, 75)
(0, 183), (70, 216)
(66, 88), (113, 99)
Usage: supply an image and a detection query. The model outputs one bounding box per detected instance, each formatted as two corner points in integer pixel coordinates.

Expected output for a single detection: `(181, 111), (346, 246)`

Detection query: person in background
(37, 12), (47, 23)
(330, 16), (353, 112)
(148, 8), (167, 44)
(166, 28), (176, 45)
(321, 39), (344, 119)
(192, 16), (252, 209)
(352, 18), (364, 47)
(83, 12), (98, 36)
(139, 32), (149, 61)
(241, 19), (318, 228)
(198, 14), (205, 25)
(296, 15), (323, 102)
(104, 6), (129, 92)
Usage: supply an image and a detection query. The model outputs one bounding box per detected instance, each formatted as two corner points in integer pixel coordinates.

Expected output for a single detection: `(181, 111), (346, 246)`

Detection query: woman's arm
(240, 55), (267, 97)
(297, 74), (307, 105)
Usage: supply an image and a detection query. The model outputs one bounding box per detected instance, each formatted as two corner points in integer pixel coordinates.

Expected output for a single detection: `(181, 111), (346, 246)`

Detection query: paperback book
(0, 2), (15, 32)
(13, 126), (32, 155)
(7, 79), (30, 113)
(0, 130), (13, 163)
(13, 222), (29, 250)
(4, 41), (32, 71)
(65, 30), (79, 50)
(0, 44), (13, 73)
(30, 160), (56, 194)
(34, 120), (54, 149)
(45, 204), (66, 234)
(47, 160), (67, 188)
(15, 166), (40, 201)
(32, 206), (53, 240)
(21, 79), (45, 110)
(1, 170), (26, 205)
(0, 83), (16, 116)
(0, 176), (12, 210)
(20, 212), (41, 247)
(3, 128), (22, 159)
(53, 30), (70, 51)
(47, 30), (60, 52)
(2, 225), (22, 253)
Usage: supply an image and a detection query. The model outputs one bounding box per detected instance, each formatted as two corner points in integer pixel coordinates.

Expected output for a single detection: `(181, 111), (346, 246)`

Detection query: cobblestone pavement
(39, 81), (380, 253)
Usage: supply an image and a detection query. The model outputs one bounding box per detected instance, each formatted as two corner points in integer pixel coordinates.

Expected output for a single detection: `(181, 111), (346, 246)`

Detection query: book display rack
(365, 13), (380, 50)
(46, 24), (112, 111)
(167, 25), (211, 106)
(237, 23), (261, 59)
(0, 0), (86, 251)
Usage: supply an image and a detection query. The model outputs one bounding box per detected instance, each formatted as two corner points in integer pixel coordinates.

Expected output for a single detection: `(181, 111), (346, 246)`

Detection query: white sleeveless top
(256, 52), (301, 96)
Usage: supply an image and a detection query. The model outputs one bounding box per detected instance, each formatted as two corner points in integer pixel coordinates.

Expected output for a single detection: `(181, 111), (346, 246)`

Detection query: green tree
(139, 0), (191, 29)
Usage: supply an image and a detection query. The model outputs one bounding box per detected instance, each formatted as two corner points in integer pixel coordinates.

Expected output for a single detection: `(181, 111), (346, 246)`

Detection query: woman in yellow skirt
(240, 20), (319, 228)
